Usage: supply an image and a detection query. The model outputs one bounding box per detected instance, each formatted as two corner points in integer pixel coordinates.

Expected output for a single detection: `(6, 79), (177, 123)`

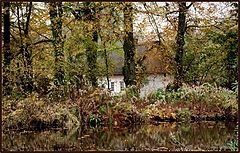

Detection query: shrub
(3, 95), (80, 130)
(147, 83), (237, 114)
(147, 87), (187, 104)
(124, 85), (140, 99)
(176, 108), (191, 122)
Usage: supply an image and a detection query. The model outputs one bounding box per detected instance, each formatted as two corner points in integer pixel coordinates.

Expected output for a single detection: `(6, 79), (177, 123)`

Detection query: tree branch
(24, 2), (32, 36)
(187, 3), (193, 9)
(166, 10), (179, 15)
(165, 13), (177, 30)
(10, 32), (17, 42)
(186, 25), (222, 30)
(29, 26), (51, 40)
(32, 39), (52, 46)
(199, 61), (219, 84)
(142, 2), (163, 45)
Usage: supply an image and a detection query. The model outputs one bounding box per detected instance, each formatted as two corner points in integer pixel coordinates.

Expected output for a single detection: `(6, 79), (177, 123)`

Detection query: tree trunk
(3, 2), (11, 67)
(123, 2), (136, 87)
(3, 2), (12, 95)
(49, 2), (65, 86)
(84, 2), (98, 88)
(24, 2), (33, 93)
(225, 31), (237, 90)
(173, 2), (187, 90)
(86, 30), (98, 87)
(16, 2), (34, 94)
(104, 42), (110, 89)
(72, 2), (99, 88)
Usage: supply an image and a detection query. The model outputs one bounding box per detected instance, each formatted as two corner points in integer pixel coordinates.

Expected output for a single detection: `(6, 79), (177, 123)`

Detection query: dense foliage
(2, 2), (237, 98)
(2, 3), (237, 149)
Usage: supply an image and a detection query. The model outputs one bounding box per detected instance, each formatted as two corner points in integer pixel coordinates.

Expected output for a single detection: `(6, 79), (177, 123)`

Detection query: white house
(139, 74), (173, 96)
(98, 40), (174, 96)
(98, 75), (125, 94)
(99, 74), (173, 97)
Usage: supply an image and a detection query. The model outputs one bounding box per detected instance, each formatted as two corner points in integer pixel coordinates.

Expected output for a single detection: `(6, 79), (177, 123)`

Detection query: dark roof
(109, 52), (124, 75)
(110, 40), (167, 75)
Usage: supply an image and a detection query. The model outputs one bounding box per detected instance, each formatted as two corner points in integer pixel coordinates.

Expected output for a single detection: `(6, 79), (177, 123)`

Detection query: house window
(120, 81), (125, 91)
(110, 82), (114, 91)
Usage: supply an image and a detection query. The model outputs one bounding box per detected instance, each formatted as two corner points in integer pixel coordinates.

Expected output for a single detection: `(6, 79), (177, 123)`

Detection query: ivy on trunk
(49, 2), (65, 86)
(123, 2), (136, 87)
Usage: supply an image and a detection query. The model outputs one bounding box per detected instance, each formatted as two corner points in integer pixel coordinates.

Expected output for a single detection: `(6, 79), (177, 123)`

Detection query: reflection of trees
(3, 122), (237, 151)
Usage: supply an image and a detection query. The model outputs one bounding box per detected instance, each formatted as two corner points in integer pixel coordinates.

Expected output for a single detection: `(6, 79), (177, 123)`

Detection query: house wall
(98, 75), (125, 95)
(99, 74), (173, 96)
(140, 74), (173, 97)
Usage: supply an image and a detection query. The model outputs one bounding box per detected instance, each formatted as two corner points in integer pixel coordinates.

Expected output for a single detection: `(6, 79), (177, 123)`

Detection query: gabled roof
(110, 40), (170, 75)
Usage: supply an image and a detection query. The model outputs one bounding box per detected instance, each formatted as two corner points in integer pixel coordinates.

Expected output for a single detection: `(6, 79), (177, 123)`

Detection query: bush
(147, 87), (187, 103)
(3, 95), (80, 130)
(176, 108), (191, 122)
(124, 85), (140, 99)
(148, 88), (165, 103)
(147, 84), (237, 113)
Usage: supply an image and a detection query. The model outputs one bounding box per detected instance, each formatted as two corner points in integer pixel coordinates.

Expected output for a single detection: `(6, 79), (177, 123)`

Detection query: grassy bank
(3, 84), (237, 131)
(145, 83), (237, 123)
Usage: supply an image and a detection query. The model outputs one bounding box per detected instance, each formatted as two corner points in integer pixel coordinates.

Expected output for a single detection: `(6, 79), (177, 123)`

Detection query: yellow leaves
(86, 23), (94, 32)
(35, 100), (45, 108)
(143, 106), (162, 118)
(10, 109), (24, 117)
(114, 120), (118, 126)
(170, 112), (177, 119)
(3, 100), (12, 111)
(143, 104), (177, 120)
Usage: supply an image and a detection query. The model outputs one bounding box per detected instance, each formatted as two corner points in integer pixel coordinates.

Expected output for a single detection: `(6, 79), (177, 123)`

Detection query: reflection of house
(99, 41), (173, 96)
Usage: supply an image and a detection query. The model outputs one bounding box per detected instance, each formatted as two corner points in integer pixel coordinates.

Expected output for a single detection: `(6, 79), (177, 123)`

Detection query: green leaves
(227, 139), (238, 151)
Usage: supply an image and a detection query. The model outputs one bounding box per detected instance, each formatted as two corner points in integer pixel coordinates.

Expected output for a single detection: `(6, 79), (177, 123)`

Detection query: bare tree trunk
(104, 42), (110, 89)
(173, 2), (187, 90)
(123, 2), (136, 87)
(3, 2), (11, 67)
(3, 2), (12, 95)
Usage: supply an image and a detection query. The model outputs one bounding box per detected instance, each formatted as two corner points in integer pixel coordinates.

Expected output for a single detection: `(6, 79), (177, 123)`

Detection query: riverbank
(3, 84), (237, 131)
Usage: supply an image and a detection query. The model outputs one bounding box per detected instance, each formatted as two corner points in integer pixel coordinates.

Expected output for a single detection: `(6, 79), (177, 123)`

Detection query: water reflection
(3, 121), (237, 151)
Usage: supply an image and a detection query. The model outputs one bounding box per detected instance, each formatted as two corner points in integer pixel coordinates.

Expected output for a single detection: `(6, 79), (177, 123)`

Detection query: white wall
(98, 75), (125, 95)
(140, 74), (173, 97)
(98, 74), (173, 96)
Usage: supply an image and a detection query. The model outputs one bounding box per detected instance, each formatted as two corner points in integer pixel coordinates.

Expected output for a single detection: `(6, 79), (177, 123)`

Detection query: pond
(3, 121), (238, 151)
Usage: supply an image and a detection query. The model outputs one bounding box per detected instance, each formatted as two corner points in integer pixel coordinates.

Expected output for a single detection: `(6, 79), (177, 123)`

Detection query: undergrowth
(3, 83), (237, 130)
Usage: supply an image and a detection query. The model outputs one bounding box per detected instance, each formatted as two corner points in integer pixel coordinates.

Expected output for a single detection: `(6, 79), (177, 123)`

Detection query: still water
(3, 121), (237, 151)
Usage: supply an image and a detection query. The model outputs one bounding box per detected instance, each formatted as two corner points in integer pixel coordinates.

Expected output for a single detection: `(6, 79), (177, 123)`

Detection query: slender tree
(24, 2), (33, 93)
(103, 42), (110, 89)
(15, 2), (34, 93)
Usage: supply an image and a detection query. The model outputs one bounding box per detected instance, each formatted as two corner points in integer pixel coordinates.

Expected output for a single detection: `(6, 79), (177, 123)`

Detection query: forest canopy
(2, 2), (237, 99)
